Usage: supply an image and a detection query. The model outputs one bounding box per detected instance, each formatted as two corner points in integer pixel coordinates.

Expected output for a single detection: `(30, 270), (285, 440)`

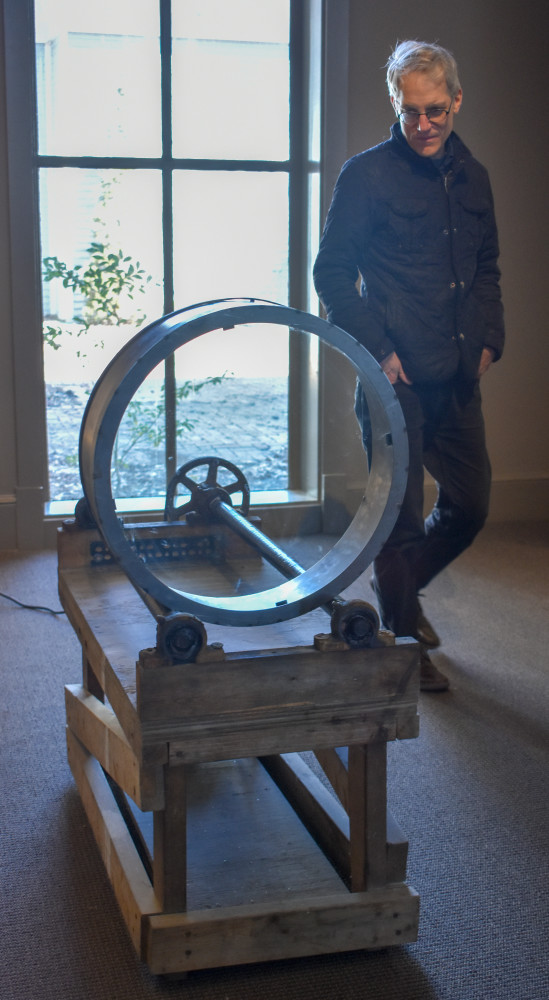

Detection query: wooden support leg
(348, 742), (387, 891)
(153, 764), (187, 912)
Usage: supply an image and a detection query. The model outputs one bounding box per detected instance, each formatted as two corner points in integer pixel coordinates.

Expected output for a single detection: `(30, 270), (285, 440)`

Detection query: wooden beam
(65, 728), (160, 951)
(261, 752), (408, 886)
(348, 743), (387, 891)
(314, 747), (349, 808)
(65, 684), (164, 811)
(143, 885), (419, 974)
(153, 764), (188, 913)
(260, 752), (350, 882)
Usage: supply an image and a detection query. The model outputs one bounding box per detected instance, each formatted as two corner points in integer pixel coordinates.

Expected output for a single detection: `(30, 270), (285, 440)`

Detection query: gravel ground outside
(46, 376), (288, 503)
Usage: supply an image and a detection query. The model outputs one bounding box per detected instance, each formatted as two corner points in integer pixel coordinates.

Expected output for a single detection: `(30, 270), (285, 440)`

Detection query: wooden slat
(138, 642), (417, 722)
(348, 743), (388, 891)
(260, 752), (350, 882)
(260, 752), (408, 886)
(143, 885), (419, 975)
(65, 728), (160, 951)
(143, 642), (419, 761)
(314, 747), (349, 808)
(65, 685), (164, 810)
(58, 567), (147, 758)
(153, 765), (188, 913)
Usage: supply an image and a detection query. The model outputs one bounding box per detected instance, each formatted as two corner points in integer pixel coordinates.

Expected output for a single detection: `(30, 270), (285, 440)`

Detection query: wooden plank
(58, 567), (147, 758)
(65, 685), (164, 811)
(153, 764), (188, 913)
(142, 642), (419, 760)
(65, 727), (160, 951)
(314, 746), (408, 880)
(168, 713), (410, 765)
(348, 743), (388, 891)
(261, 752), (350, 881)
(260, 753), (408, 886)
(138, 642), (418, 722)
(143, 885), (419, 974)
(314, 747), (349, 808)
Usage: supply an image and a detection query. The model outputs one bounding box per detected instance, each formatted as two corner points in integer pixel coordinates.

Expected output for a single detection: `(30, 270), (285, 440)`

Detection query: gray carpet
(1, 521), (548, 1000)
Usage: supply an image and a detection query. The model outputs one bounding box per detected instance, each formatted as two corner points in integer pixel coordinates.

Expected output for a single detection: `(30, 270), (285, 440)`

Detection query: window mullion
(160, 0), (176, 487)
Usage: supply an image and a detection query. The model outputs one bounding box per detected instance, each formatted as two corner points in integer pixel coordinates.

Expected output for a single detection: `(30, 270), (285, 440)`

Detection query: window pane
(112, 326), (289, 500)
(35, 0), (161, 157)
(173, 170), (289, 305)
(172, 0), (290, 160)
(40, 168), (163, 501)
(172, 170), (290, 494)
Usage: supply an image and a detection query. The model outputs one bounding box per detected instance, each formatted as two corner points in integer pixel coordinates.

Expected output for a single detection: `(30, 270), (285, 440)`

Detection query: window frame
(2, 0), (350, 548)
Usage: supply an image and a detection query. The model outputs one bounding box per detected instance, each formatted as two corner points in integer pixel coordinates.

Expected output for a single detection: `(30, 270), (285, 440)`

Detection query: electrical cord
(0, 591), (66, 616)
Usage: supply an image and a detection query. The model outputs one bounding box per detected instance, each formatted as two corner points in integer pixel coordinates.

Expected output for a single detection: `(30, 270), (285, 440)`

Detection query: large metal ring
(79, 298), (408, 627)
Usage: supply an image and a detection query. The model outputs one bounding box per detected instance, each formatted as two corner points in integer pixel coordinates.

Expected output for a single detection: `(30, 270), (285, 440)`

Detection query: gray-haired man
(314, 41), (505, 690)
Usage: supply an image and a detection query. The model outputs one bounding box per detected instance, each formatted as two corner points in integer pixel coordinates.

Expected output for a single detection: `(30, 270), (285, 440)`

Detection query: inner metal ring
(79, 298), (408, 627)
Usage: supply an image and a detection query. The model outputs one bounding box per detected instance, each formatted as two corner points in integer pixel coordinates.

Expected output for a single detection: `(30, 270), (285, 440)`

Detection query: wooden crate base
(67, 728), (419, 975)
(60, 522), (420, 975)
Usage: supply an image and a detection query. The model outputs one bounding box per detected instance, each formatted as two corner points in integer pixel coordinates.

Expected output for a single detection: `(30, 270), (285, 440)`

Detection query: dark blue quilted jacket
(313, 123), (505, 384)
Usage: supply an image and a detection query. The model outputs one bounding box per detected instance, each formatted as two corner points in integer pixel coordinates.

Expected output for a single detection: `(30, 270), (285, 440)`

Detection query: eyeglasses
(397, 104), (452, 126)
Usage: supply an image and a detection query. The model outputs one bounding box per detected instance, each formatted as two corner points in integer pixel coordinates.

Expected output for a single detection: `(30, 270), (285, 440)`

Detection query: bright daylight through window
(34, 0), (321, 511)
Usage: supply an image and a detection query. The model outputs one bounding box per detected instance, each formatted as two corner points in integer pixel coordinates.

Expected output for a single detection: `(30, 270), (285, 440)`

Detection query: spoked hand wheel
(165, 456), (251, 522)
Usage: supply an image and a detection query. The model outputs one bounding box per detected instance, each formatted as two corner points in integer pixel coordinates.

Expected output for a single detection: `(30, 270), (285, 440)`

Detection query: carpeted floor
(1, 521), (548, 1000)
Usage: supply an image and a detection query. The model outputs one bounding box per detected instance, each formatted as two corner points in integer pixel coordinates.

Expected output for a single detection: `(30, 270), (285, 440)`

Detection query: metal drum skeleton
(78, 298), (408, 627)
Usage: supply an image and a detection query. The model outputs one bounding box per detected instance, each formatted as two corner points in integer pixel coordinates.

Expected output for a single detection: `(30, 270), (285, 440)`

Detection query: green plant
(42, 173), (154, 353)
(42, 241), (152, 353)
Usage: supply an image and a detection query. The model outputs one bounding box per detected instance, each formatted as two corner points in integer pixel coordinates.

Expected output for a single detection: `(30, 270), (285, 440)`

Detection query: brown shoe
(416, 602), (441, 648)
(420, 647), (450, 692)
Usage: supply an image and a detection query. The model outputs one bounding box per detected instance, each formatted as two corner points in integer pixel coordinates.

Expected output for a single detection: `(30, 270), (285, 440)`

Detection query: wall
(0, 2), (17, 547)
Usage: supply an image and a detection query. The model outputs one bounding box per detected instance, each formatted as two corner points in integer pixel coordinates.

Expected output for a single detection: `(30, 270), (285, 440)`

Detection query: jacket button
(450, 282), (456, 289)
(459, 333), (465, 340)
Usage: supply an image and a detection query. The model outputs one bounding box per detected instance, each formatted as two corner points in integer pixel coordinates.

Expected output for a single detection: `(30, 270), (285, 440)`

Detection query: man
(313, 40), (504, 691)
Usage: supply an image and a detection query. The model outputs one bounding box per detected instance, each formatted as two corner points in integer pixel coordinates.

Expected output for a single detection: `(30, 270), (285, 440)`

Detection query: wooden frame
(59, 520), (420, 975)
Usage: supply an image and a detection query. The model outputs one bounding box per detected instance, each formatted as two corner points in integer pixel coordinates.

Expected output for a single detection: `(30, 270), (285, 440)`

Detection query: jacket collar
(389, 121), (470, 172)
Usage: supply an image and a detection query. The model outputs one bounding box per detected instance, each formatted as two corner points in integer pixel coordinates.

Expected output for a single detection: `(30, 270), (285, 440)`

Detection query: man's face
(392, 70), (462, 158)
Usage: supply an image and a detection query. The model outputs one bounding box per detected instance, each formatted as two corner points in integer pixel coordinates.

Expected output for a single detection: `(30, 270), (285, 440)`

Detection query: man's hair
(386, 40), (461, 100)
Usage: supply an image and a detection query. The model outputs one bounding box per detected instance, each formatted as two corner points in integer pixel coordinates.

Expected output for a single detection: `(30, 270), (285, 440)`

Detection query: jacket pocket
(382, 197), (430, 251)
(455, 195), (491, 250)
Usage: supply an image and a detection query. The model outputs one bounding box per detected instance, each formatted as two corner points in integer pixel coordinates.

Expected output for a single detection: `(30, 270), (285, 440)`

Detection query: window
(30, 0), (322, 512)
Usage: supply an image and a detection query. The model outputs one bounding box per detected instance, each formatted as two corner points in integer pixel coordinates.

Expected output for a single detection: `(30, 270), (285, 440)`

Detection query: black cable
(0, 591), (66, 616)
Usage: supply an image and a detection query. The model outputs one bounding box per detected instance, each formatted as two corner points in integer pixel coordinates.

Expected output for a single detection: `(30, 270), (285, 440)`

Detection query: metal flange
(79, 298), (408, 627)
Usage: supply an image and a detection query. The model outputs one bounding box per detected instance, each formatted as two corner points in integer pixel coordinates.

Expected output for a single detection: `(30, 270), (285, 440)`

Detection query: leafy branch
(42, 242), (152, 352)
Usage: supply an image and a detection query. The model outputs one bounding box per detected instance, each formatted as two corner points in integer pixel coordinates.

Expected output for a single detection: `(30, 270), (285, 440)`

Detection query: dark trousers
(358, 379), (491, 637)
